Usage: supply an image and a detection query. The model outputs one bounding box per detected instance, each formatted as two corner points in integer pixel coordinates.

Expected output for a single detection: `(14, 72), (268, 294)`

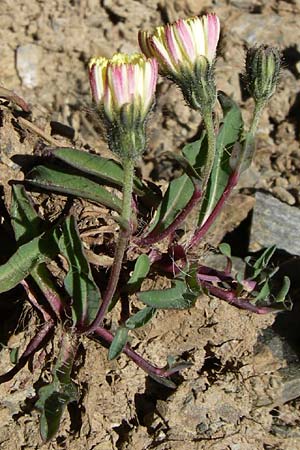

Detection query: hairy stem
(249, 100), (264, 136)
(201, 110), (216, 197)
(87, 158), (135, 333)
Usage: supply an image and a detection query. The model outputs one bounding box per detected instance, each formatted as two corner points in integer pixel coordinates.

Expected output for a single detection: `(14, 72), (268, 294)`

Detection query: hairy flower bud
(89, 53), (158, 158)
(139, 14), (220, 112)
(245, 45), (281, 103)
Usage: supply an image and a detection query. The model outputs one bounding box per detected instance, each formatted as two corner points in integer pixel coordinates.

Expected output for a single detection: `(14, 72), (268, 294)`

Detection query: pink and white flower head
(139, 14), (220, 77)
(139, 14), (220, 111)
(89, 53), (158, 123)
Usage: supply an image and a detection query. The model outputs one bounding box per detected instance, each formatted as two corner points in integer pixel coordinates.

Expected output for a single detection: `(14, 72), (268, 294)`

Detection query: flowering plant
(0, 13), (290, 442)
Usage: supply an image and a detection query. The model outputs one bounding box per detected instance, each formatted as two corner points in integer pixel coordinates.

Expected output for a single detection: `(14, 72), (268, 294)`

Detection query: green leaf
(275, 276), (291, 305)
(230, 132), (256, 174)
(36, 335), (78, 442)
(162, 151), (202, 186)
(219, 242), (232, 258)
(125, 306), (156, 329)
(58, 216), (101, 328)
(0, 229), (60, 294)
(11, 185), (45, 244)
(126, 254), (151, 293)
(198, 92), (244, 224)
(52, 147), (147, 196)
(138, 279), (197, 309)
(148, 373), (177, 389)
(9, 347), (19, 365)
(10, 184), (66, 317)
(182, 132), (208, 170)
(246, 245), (277, 280)
(254, 280), (271, 302)
(27, 165), (122, 212)
(145, 174), (194, 235)
(108, 326), (129, 360)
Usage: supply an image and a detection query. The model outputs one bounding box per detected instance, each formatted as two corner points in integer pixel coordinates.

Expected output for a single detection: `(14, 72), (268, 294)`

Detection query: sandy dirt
(1, 0), (300, 449)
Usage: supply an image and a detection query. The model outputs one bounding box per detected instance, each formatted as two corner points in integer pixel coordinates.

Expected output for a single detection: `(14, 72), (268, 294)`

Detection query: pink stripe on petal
(89, 65), (99, 103)
(165, 25), (180, 63)
(127, 64), (135, 97)
(206, 14), (220, 61)
(151, 36), (175, 73)
(110, 64), (125, 106)
(176, 19), (195, 60)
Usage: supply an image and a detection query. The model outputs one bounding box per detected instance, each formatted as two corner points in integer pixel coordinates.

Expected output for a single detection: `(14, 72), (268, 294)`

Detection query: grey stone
(250, 191), (300, 255)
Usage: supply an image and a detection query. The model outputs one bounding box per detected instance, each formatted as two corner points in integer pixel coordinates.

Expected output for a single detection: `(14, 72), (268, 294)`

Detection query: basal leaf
(0, 230), (60, 294)
(125, 306), (156, 329)
(148, 373), (177, 389)
(52, 147), (146, 196)
(11, 185), (45, 244)
(126, 254), (151, 293)
(219, 242), (232, 258)
(138, 279), (197, 310)
(58, 216), (101, 328)
(198, 92), (244, 224)
(36, 335), (78, 442)
(275, 276), (291, 304)
(108, 326), (129, 360)
(145, 174), (194, 235)
(246, 245), (277, 280)
(27, 165), (122, 212)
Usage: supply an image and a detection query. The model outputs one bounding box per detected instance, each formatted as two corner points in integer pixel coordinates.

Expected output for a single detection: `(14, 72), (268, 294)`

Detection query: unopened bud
(245, 45), (281, 103)
(89, 53), (158, 159)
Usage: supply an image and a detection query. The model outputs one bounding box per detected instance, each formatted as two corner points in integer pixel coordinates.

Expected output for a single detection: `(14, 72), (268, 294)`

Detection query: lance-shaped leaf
(138, 279), (197, 309)
(10, 185), (65, 316)
(125, 306), (156, 329)
(11, 185), (45, 243)
(108, 326), (129, 360)
(36, 334), (79, 442)
(126, 254), (151, 293)
(245, 245), (277, 280)
(58, 216), (101, 328)
(162, 151), (202, 187)
(0, 230), (60, 294)
(229, 132), (255, 175)
(192, 92), (244, 225)
(144, 174), (194, 236)
(274, 276), (291, 309)
(27, 165), (122, 212)
(52, 147), (147, 196)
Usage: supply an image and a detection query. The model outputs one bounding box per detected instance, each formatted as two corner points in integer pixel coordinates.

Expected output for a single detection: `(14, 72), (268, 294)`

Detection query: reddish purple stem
(0, 321), (54, 383)
(198, 278), (273, 314)
(187, 170), (239, 249)
(137, 185), (202, 246)
(94, 327), (183, 378)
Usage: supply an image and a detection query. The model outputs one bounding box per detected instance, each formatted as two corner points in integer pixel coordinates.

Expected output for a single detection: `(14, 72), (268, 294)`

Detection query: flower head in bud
(139, 14), (220, 111)
(245, 45), (281, 104)
(89, 53), (158, 158)
(89, 53), (158, 122)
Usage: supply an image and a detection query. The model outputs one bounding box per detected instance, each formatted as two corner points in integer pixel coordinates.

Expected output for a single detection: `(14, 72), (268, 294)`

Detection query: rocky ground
(1, 0), (300, 449)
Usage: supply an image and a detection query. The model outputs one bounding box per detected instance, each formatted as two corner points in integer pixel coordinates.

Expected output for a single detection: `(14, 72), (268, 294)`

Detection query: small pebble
(272, 186), (296, 205)
(275, 177), (289, 188)
(16, 44), (43, 88)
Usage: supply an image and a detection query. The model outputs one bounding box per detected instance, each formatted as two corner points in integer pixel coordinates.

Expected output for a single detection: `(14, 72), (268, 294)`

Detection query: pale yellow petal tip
(109, 52), (148, 65)
(89, 56), (109, 69)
